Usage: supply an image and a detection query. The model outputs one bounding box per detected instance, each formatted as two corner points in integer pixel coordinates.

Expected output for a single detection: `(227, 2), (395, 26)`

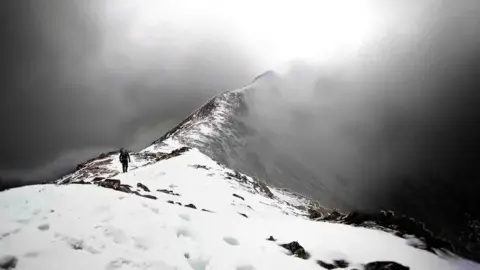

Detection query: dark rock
(317, 209), (456, 256)
(117, 185), (132, 193)
(71, 180), (91, 185)
(176, 202), (182, 206)
(317, 260), (336, 269)
(333, 259), (349, 268)
(266, 236), (276, 241)
(233, 193), (245, 201)
(280, 241), (310, 259)
(0, 255), (18, 269)
(308, 208), (324, 219)
(364, 261), (409, 270)
(202, 209), (214, 213)
(167, 200), (175, 204)
(239, 213), (248, 218)
(98, 179), (121, 189)
(140, 194), (157, 200)
(191, 164), (210, 170)
(137, 183), (150, 192)
(157, 189), (180, 196)
(185, 204), (197, 209)
(155, 147), (190, 161)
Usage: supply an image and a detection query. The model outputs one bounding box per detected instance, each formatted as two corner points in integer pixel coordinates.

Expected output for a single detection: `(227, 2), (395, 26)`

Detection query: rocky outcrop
(312, 209), (454, 256)
(185, 204), (197, 209)
(0, 255), (18, 270)
(266, 236), (276, 241)
(316, 259), (349, 269)
(364, 261), (409, 270)
(332, 260), (349, 268)
(233, 194), (245, 201)
(139, 194), (157, 200)
(74, 178), (158, 202)
(157, 189), (180, 196)
(75, 150), (119, 171)
(70, 180), (92, 185)
(137, 183), (150, 192)
(157, 147), (190, 161)
(225, 170), (274, 199)
(190, 164), (210, 170)
(316, 260), (336, 269)
(279, 241), (310, 259)
(98, 179), (121, 189)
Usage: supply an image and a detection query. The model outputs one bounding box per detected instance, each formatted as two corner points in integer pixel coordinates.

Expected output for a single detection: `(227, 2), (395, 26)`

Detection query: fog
(1, 0), (266, 184)
(245, 0), (480, 233)
(1, 0), (479, 233)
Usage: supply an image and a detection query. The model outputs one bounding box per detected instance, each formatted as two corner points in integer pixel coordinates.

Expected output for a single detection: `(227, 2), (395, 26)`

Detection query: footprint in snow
(176, 227), (194, 239)
(106, 258), (175, 270)
(24, 251), (40, 258)
(15, 219), (30, 225)
(223, 236), (240, 246)
(54, 233), (100, 254)
(179, 213), (190, 221)
(236, 265), (256, 270)
(37, 223), (50, 231)
(100, 225), (129, 244)
(184, 253), (210, 270)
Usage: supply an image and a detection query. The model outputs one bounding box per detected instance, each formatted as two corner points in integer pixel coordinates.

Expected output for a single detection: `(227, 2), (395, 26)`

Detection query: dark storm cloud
(246, 0), (480, 228)
(0, 0), (261, 183)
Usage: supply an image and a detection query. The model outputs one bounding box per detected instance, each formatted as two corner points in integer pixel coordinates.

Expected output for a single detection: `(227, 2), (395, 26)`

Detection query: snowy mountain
(1, 143), (477, 269)
(142, 72), (349, 210)
(1, 73), (479, 269)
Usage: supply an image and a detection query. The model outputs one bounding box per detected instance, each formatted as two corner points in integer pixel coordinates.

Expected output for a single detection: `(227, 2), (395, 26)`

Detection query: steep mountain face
(142, 72), (345, 210)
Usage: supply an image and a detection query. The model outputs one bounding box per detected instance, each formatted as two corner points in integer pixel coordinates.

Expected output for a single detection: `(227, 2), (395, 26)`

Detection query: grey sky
(1, 0), (479, 202)
(1, 0), (267, 182)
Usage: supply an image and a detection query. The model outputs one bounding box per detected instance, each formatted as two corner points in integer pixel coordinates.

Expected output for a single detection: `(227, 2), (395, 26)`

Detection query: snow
(1, 149), (477, 270)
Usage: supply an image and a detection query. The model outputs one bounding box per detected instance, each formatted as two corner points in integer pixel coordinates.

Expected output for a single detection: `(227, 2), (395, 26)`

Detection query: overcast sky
(1, 0), (479, 194)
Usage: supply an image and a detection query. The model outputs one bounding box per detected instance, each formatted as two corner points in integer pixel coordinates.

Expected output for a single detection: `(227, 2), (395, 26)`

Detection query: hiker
(119, 148), (131, 173)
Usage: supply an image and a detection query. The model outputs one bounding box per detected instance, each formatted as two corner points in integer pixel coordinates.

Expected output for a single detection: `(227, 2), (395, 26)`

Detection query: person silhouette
(119, 148), (131, 173)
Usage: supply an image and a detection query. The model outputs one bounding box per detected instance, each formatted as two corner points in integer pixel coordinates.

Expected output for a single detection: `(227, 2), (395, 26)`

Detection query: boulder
(137, 183), (150, 192)
(364, 261), (409, 270)
(98, 179), (121, 189)
(280, 241), (310, 259)
(266, 236), (276, 241)
(0, 255), (18, 270)
(157, 189), (180, 196)
(185, 204), (197, 209)
(233, 193), (245, 201)
(71, 180), (91, 185)
(140, 194), (157, 200)
(333, 259), (349, 268)
(316, 260), (336, 269)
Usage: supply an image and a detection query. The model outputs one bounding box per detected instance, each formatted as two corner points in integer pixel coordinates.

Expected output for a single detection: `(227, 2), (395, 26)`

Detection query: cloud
(0, 0), (262, 181)
(243, 0), (480, 230)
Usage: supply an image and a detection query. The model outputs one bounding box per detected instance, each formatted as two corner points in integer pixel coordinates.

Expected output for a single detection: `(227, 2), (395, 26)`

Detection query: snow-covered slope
(1, 147), (477, 270)
(142, 72), (341, 209)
